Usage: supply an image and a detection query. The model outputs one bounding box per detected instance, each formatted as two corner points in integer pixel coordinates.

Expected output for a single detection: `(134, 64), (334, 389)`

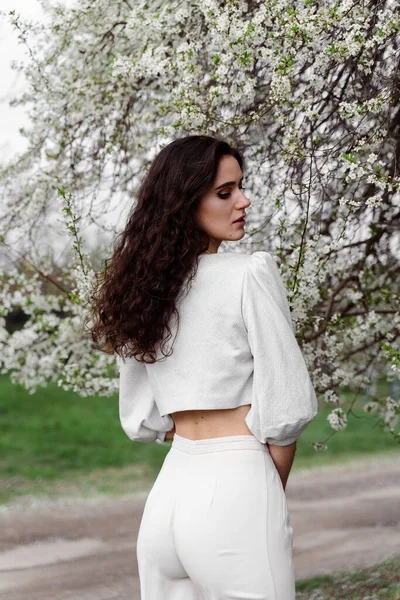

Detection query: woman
(89, 135), (318, 599)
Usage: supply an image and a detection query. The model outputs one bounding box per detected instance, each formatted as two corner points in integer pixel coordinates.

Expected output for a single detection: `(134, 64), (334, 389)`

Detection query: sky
(0, 0), (47, 161)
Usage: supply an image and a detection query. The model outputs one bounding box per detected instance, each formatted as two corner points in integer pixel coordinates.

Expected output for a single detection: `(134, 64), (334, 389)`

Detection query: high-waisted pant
(136, 433), (295, 600)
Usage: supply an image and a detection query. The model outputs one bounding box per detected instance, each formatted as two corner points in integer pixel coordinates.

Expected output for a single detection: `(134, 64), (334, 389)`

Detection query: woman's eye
(217, 184), (245, 199)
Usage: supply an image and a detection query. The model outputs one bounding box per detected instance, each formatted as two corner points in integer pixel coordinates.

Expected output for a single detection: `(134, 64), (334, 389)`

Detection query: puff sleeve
(242, 251), (318, 446)
(118, 354), (174, 443)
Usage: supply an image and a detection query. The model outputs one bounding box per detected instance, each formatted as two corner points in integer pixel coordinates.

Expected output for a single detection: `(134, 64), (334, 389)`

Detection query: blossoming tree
(1, 0), (399, 448)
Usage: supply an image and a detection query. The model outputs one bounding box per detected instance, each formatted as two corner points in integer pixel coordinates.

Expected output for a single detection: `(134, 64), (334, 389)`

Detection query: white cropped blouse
(118, 251), (318, 446)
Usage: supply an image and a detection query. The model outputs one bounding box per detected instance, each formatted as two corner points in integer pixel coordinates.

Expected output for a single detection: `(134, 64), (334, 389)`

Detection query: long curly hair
(87, 135), (244, 363)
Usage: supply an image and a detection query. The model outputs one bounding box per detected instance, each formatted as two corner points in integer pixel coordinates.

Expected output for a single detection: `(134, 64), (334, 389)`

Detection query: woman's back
(172, 404), (253, 439)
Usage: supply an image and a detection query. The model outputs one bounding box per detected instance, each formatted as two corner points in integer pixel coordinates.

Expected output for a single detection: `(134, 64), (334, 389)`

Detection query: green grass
(0, 374), (171, 478)
(295, 553), (400, 599)
(0, 373), (398, 504)
(292, 382), (399, 471)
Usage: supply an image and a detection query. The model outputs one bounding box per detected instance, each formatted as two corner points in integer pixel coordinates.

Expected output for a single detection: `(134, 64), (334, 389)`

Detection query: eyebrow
(215, 177), (243, 191)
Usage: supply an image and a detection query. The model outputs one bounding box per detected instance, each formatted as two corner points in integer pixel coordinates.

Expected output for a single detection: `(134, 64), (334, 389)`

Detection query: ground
(0, 453), (399, 600)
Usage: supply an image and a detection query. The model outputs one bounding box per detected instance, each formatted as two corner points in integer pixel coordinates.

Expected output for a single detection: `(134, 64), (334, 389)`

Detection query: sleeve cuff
(266, 435), (299, 446)
(155, 430), (167, 444)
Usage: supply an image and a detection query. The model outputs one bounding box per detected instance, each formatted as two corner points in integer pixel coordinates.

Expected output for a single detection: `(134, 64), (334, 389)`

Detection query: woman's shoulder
(198, 251), (277, 280)
(243, 250), (286, 285)
(199, 251), (272, 264)
(221, 250), (275, 273)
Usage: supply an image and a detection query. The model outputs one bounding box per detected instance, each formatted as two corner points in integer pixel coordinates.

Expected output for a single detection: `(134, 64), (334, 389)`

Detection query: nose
(240, 190), (251, 206)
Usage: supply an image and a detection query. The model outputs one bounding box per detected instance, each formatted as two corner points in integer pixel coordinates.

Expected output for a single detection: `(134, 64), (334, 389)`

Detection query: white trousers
(136, 433), (295, 600)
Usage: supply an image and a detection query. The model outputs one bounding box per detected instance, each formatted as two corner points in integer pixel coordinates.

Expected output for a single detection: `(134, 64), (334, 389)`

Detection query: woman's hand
(165, 425), (176, 441)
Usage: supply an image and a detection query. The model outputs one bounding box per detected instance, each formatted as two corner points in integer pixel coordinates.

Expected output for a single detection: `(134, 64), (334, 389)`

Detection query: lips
(233, 215), (246, 222)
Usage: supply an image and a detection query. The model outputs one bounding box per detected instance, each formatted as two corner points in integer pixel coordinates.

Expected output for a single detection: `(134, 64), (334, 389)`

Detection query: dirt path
(0, 453), (399, 600)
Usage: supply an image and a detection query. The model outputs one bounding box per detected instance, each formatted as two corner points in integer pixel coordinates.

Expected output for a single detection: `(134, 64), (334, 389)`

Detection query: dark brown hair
(87, 135), (244, 363)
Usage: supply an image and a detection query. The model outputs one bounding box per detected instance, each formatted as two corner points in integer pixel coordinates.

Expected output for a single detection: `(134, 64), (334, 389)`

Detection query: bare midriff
(171, 404), (253, 440)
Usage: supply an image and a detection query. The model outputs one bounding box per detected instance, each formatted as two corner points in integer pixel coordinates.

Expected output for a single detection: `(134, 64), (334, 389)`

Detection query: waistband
(171, 433), (269, 454)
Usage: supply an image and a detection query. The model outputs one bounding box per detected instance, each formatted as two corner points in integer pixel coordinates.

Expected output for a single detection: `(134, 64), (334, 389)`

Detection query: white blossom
(327, 408), (348, 431)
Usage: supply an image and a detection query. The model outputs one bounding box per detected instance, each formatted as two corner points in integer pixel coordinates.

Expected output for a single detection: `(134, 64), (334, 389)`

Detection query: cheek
(203, 198), (225, 218)
(198, 195), (232, 226)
